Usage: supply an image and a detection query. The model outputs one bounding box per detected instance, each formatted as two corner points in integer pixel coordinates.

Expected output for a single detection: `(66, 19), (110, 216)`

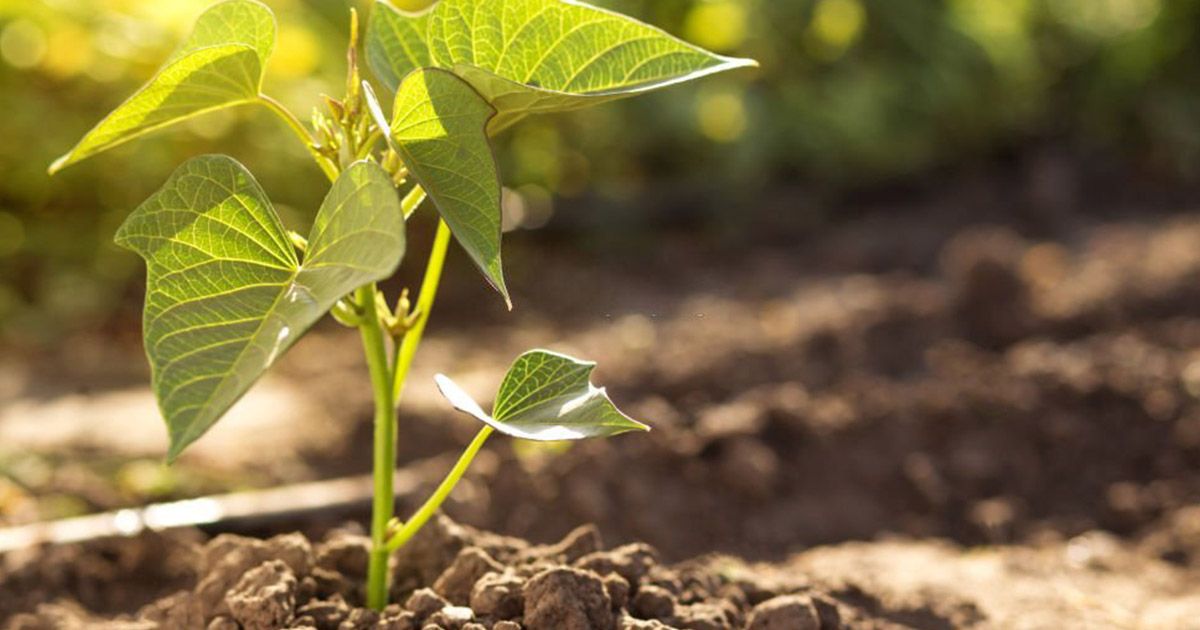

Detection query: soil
(4, 515), (1197, 629)
(4, 173), (1200, 627)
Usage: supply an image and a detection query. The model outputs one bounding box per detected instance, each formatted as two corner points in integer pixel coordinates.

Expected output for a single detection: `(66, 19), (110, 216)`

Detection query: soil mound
(4, 515), (1196, 629)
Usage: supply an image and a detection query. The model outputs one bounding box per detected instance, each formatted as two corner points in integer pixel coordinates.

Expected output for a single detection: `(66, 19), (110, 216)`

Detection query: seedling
(49, 0), (755, 609)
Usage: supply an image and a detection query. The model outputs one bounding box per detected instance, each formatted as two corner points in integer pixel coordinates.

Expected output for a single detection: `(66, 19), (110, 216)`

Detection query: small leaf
(117, 156), (404, 461)
(367, 0), (757, 133)
(50, 0), (276, 174)
(435, 350), (649, 441)
(389, 68), (509, 306)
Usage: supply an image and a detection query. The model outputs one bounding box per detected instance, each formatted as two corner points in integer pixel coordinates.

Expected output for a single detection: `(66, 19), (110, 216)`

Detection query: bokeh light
(696, 85), (749, 143)
(805, 0), (865, 61)
(684, 1), (748, 53)
(1, 19), (47, 69)
(1048, 0), (1162, 38)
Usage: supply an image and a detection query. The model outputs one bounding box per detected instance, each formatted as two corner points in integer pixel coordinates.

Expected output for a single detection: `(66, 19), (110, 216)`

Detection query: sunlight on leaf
(49, 0), (276, 174)
(388, 68), (509, 306)
(366, 1), (432, 94)
(366, 0), (758, 133)
(116, 156), (405, 461)
(435, 350), (649, 440)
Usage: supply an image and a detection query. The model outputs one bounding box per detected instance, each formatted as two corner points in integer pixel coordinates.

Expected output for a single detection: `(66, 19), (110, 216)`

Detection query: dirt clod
(433, 548), (504, 605)
(265, 532), (315, 577)
(404, 588), (449, 622)
(523, 567), (615, 630)
(316, 534), (369, 580)
(675, 600), (738, 630)
(225, 560), (297, 630)
(631, 584), (676, 620)
(620, 616), (675, 630)
(376, 607), (417, 630)
(394, 516), (471, 587)
(745, 595), (821, 630)
(196, 535), (273, 616)
(602, 573), (631, 610)
(469, 571), (524, 619)
(207, 616), (238, 630)
(337, 608), (378, 629)
(425, 604), (473, 629)
(576, 543), (659, 585)
(295, 594), (351, 629)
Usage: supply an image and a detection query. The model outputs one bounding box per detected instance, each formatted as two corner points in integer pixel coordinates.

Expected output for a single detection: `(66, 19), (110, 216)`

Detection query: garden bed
(4, 196), (1200, 627)
(5, 514), (1195, 629)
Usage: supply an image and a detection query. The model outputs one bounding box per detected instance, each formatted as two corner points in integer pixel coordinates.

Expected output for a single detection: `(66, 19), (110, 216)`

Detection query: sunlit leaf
(435, 350), (649, 440)
(366, 0), (757, 133)
(366, 1), (432, 94)
(388, 68), (508, 305)
(49, 0), (276, 174)
(116, 156), (405, 461)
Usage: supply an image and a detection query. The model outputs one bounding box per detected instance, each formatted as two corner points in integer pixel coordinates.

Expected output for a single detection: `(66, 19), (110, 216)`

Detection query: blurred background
(3, 0), (1200, 571)
(4, 0), (1200, 343)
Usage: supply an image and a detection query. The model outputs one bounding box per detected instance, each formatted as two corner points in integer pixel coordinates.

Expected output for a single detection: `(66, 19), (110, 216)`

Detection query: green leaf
(366, 0), (757, 133)
(116, 156), (404, 461)
(49, 0), (276, 174)
(366, 1), (432, 95)
(388, 68), (509, 306)
(435, 350), (649, 441)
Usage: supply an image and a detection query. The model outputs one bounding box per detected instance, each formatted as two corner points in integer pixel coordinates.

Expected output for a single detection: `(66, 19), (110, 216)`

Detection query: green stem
(401, 185), (428, 220)
(387, 426), (494, 552)
(258, 93), (340, 183)
(359, 212), (446, 608)
(390, 219), (451, 400)
(356, 284), (397, 611)
(356, 129), (384, 160)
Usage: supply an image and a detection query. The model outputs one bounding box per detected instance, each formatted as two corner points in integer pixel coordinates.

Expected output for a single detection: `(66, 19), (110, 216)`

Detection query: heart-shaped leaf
(50, 0), (276, 174)
(366, 0), (757, 133)
(435, 350), (649, 440)
(116, 156), (405, 461)
(387, 68), (509, 306)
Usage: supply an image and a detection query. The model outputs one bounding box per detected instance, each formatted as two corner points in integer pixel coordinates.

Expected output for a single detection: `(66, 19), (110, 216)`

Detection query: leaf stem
(356, 283), (398, 611)
(401, 186), (428, 220)
(387, 426), (494, 552)
(356, 129), (384, 160)
(258, 93), (340, 182)
(390, 218), (451, 401)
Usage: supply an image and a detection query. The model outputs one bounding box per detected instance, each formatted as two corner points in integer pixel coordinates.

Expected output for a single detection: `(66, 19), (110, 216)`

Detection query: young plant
(49, 0), (755, 610)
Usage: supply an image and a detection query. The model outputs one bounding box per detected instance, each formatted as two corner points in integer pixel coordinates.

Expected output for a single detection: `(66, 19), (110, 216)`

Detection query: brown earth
(4, 515), (1197, 629)
(4, 181), (1200, 627)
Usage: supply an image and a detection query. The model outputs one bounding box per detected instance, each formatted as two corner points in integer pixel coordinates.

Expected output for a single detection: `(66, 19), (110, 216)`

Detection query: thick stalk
(387, 427), (494, 551)
(356, 284), (397, 611)
(258, 94), (340, 182)
(391, 219), (451, 401)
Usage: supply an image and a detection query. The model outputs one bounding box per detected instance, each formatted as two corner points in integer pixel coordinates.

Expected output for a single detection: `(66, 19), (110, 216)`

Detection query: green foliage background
(2, 0), (1199, 342)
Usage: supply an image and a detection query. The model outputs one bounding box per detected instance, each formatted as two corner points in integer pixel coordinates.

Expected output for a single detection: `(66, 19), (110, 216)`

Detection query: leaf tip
(720, 55), (760, 71)
(47, 154), (71, 176)
(164, 443), (184, 466)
